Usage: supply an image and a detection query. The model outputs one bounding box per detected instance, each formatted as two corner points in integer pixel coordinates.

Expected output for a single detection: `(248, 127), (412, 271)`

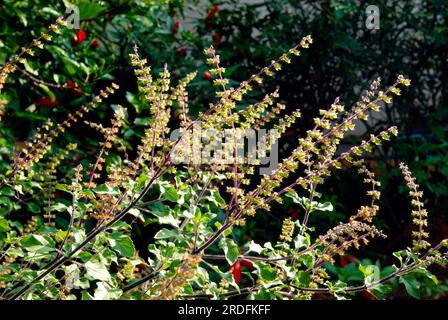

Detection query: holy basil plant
(0, 16), (447, 301)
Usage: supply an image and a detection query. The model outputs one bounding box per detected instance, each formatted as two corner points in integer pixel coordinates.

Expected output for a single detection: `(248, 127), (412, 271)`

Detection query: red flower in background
(66, 80), (77, 88)
(66, 80), (83, 97)
(339, 256), (348, 267)
(287, 207), (299, 220)
(283, 129), (295, 138)
(360, 290), (376, 300)
(205, 5), (219, 28)
(214, 31), (221, 46)
(177, 47), (187, 58)
(90, 39), (99, 49)
(71, 29), (87, 46)
(171, 20), (180, 33)
(203, 71), (212, 81)
(240, 259), (254, 269)
(53, 191), (64, 199)
(230, 259), (254, 284)
(207, 5), (219, 20)
(339, 255), (356, 267)
(36, 96), (60, 108)
(230, 261), (241, 284)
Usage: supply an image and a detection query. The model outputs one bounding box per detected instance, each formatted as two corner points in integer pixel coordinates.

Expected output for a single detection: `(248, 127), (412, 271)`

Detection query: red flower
(339, 255), (356, 267)
(240, 259), (254, 269)
(53, 191), (64, 199)
(177, 47), (187, 58)
(360, 290), (376, 300)
(90, 39), (99, 49)
(203, 71), (212, 81)
(283, 129), (295, 138)
(205, 5), (219, 28)
(66, 80), (83, 97)
(230, 261), (241, 284)
(214, 31), (221, 46)
(36, 96), (60, 108)
(171, 20), (180, 33)
(77, 29), (87, 43)
(71, 29), (87, 46)
(287, 207), (299, 220)
(72, 88), (83, 97)
(66, 80), (77, 88)
(339, 256), (348, 268)
(206, 5), (219, 20)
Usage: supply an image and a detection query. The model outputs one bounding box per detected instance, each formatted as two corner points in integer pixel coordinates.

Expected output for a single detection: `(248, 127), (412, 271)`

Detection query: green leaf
(392, 250), (404, 265)
(208, 190), (225, 209)
(369, 283), (393, 299)
(55, 183), (72, 194)
(315, 201), (333, 212)
(64, 264), (89, 289)
(126, 91), (142, 113)
(294, 234), (310, 249)
(27, 202), (40, 214)
(81, 291), (94, 300)
(14, 111), (47, 121)
(20, 235), (52, 252)
(85, 260), (111, 282)
(399, 275), (421, 299)
(297, 271), (311, 286)
(247, 241), (263, 254)
(329, 280), (347, 294)
(285, 190), (333, 212)
(359, 264), (380, 286)
(154, 228), (181, 240)
(94, 184), (120, 195)
(299, 253), (314, 269)
(0, 187), (15, 197)
(79, 1), (105, 20)
(108, 233), (135, 258)
(15, 9), (28, 26)
(158, 214), (180, 228)
(50, 46), (82, 75)
(49, 202), (68, 212)
(285, 190), (303, 205)
(431, 274), (438, 285)
(162, 185), (179, 202)
(94, 282), (122, 300)
(0, 218), (10, 232)
(224, 64), (240, 77)
(223, 239), (239, 265)
(259, 264), (277, 281)
(38, 84), (56, 102)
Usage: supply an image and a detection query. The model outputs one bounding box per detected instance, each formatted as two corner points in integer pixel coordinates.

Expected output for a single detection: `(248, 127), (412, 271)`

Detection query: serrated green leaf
(108, 233), (135, 258)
